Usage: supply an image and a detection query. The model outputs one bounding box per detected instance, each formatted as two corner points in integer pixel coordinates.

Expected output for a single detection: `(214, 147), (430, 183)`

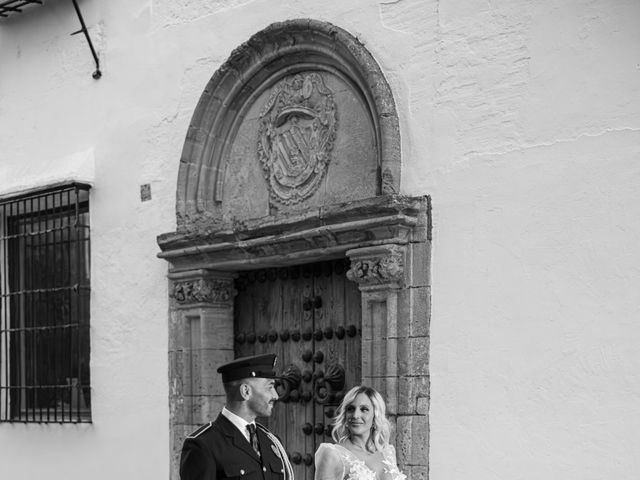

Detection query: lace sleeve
(382, 444), (398, 467)
(382, 445), (406, 480)
(314, 443), (345, 480)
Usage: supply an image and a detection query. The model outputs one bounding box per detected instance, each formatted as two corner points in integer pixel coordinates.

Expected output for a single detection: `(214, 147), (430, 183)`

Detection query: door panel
(234, 260), (361, 480)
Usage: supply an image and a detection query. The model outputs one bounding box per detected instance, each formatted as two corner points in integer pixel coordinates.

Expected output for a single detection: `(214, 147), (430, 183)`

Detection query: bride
(314, 386), (406, 480)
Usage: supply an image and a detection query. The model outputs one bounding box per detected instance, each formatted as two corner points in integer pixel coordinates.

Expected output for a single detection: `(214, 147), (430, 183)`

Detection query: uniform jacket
(180, 413), (288, 480)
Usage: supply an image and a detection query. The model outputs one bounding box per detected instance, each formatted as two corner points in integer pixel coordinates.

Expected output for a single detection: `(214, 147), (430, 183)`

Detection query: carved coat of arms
(257, 73), (337, 205)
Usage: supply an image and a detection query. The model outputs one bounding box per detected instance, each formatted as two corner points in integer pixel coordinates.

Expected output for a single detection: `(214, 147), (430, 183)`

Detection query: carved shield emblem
(257, 73), (337, 205)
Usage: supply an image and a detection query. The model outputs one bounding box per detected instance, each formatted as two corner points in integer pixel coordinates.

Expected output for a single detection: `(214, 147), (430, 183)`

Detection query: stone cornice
(158, 195), (429, 273)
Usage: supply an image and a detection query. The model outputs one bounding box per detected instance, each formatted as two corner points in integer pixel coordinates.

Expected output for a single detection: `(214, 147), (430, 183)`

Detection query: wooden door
(234, 259), (361, 480)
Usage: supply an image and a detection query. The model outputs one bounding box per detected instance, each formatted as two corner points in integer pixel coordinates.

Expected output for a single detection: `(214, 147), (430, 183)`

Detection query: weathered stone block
(416, 396), (429, 415)
(410, 337), (429, 376)
(406, 241), (430, 288)
(388, 416), (397, 445)
(396, 415), (429, 466)
(185, 394), (225, 425)
(169, 391), (186, 425)
(182, 395), (195, 425)
(362, 336), (399, 379)
(361, 295), (389, 341)
(168, 350), (186, 396)
(412, 287), (431, 338)
(200, 309), (234, 349)
(384, 291), (399, 339)
(396, 287), (430, 338)
(407, 465), (429, 480)
(408, 221), (427, 243)
(368, 376), (386, 396)
(396, 416), (412, 465)
(169, 309), (192, 351)
(398, 337), (429, 376)
(361, 338), (373, 377)
(385, 337), (399, 377)
(410, 415), (429, 464)
(384, 376), (398, 415)
(191, 348), (231, 395)
(397, 375), (430, 415)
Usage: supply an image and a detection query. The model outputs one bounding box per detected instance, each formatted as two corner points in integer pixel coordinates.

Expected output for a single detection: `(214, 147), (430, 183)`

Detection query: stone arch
(176, 19), (401, 231)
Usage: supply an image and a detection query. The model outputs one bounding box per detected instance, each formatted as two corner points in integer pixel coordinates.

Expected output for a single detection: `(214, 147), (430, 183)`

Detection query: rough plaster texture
(0, 0), (639, 479)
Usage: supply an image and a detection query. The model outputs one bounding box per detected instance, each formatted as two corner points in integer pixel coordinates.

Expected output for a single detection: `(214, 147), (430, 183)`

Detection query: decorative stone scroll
(346, 244), (405, 289)
(258, 72), (337, 205)
(171, 277), (236, 306)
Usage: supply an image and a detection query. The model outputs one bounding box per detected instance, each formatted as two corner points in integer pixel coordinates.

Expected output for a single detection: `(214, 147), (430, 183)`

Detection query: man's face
(246, 377), (279, 418)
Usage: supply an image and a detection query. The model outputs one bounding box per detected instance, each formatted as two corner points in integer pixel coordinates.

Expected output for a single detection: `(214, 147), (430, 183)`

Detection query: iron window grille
(0, 183), (91, 423)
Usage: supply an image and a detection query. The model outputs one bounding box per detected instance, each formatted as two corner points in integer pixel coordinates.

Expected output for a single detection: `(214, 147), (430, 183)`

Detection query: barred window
(0, 183), (91, 423)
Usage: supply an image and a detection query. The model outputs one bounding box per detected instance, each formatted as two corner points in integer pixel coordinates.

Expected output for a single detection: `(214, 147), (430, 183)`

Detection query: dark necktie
(247, 423), (260, 457)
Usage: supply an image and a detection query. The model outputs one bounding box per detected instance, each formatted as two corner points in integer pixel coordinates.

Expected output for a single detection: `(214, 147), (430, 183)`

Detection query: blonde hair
(331, 385), (391, 452)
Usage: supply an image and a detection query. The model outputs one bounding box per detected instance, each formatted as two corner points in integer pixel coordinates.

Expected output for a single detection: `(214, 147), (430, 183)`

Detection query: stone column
(167, 269), (237, 480)
(346, 241), (430, 480)
(346, 244), (404, 412)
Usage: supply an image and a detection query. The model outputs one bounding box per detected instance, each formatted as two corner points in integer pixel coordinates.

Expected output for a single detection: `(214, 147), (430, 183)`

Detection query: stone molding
(346, 244), (405, 289)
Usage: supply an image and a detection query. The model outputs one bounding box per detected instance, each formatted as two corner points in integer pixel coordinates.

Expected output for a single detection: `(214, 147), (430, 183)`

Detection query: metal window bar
(0, 183), (91, 423)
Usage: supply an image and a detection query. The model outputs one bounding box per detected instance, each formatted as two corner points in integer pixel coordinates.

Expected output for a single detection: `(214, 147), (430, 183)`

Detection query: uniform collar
(222, 406), (254, 440)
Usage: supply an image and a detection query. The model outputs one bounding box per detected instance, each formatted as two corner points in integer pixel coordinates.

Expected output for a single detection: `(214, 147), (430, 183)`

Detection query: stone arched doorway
(158, 19), (430, 480)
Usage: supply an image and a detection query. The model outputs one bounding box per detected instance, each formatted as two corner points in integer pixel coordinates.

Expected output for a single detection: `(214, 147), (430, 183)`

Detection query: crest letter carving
(257, 72), (337, 205)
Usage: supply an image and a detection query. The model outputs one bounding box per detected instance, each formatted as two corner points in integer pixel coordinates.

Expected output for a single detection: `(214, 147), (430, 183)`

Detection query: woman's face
(345, 392), (375, 438)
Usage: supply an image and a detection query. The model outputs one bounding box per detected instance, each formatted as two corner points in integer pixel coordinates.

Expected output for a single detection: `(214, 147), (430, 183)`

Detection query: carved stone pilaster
(167, 269), (237, 471)
(169, 271), (237, 308)
(346, 244), (405, 290)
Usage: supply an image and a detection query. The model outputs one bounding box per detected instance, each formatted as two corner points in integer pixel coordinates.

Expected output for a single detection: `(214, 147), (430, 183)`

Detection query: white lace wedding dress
(314, 443), (406, 480)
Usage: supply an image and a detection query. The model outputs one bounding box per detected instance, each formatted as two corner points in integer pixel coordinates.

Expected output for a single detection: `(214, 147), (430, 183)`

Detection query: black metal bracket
(0, 1), (42, 18)
(70, 0), (101, 79)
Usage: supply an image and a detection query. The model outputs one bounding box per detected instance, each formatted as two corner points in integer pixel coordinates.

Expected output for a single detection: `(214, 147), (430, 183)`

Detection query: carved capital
(346, 245), (405, 289)
(170, 272), (237, 307)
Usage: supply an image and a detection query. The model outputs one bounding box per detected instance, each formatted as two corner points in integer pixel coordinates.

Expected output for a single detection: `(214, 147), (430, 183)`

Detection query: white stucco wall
(414, 2), (640, 479)
(0, 0), (638, 479)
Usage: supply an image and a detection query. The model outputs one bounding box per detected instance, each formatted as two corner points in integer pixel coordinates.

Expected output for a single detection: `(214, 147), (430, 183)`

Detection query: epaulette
(187, 422), (213, 439)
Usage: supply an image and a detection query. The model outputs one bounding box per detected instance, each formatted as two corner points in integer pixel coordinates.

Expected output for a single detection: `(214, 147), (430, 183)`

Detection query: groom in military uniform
(180, 353), (294, 480)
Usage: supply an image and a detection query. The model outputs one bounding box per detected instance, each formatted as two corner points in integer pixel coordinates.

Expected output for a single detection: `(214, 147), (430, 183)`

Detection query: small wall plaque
(140, 183), (152, 202)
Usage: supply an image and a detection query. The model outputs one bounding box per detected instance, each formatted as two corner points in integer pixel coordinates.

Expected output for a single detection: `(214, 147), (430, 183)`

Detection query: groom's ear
(240, 382), (251, 400)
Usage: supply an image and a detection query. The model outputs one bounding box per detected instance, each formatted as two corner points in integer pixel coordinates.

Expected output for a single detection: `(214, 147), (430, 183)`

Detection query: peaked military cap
(217, 353), (278, 383)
